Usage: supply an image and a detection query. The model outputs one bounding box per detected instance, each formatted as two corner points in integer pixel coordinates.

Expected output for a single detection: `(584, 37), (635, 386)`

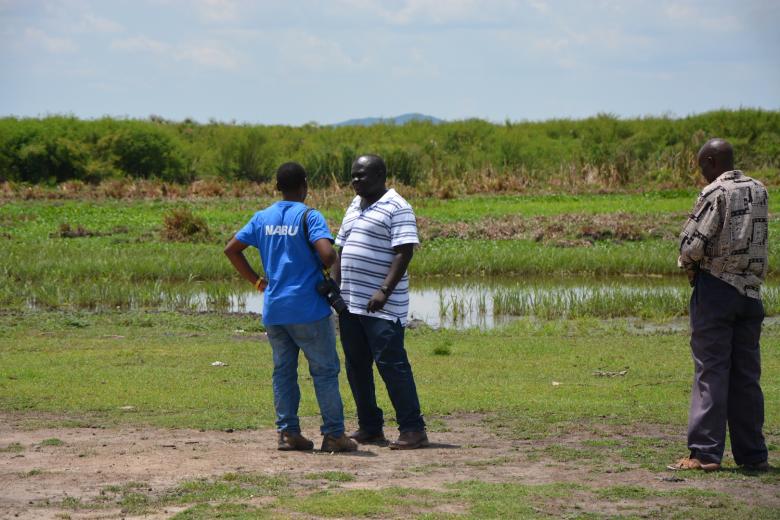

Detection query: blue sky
(1, 0), (778, 125)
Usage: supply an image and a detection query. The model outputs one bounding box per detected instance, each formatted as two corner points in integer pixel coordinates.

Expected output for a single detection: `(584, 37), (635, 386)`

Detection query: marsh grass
(0, 192), (780, 315)
(2, 194), (778, 318)
(492, 284), (689, 319)
(161, 207), (211, 242)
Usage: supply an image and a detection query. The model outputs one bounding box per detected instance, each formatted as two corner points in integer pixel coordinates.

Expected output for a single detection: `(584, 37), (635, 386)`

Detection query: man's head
(351, 154), (386, 199)
(276, 162), (308, 201)
(697, 138), (734, 183)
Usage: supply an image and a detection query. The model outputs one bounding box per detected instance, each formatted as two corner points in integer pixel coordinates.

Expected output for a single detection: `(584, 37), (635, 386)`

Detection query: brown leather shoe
(277, 431), (314, 451)
(321, 434), (358, 453)
(348, 429), (387, 444)
(389, 431), (429, 450)
(667, 456), (720, 472)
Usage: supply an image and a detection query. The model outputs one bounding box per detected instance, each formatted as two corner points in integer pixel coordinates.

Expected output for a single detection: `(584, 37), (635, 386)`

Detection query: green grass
(168, 479), (775, 519)
(304, 471), (355, 482)
(4, 189), (780, 518)
(0, 442), (24, 453)
(171, 503), (273, 519)
(39, 438), (65, 447)
(413, 191), (702, 221)
(2, 194), (778, 313)
(2, 311), (778, 435)
(56, 473), (291, 516)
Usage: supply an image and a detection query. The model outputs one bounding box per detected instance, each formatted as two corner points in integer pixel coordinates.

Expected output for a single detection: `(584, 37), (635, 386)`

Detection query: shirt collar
(356, 188), (396, 211)
(717, 170), (743, 182)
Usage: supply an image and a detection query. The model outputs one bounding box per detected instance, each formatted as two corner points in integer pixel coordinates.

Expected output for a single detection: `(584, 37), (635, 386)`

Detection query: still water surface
(195, 275), (699, 329)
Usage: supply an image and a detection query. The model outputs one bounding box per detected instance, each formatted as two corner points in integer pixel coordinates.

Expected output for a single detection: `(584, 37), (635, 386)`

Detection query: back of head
(276, 162), (307, 194)
(697, 138), (734, 180)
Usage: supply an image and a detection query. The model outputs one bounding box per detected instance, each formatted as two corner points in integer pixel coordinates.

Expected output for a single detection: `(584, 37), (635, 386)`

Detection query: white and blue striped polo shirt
(335, 189), (419, 325)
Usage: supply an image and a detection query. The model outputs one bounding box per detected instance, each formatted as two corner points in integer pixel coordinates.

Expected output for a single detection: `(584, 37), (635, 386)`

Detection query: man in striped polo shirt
(333, 154), (428, 450)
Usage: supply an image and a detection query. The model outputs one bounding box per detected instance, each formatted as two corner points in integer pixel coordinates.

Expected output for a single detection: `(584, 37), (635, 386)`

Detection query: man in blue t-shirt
(224, 162), (356, 453)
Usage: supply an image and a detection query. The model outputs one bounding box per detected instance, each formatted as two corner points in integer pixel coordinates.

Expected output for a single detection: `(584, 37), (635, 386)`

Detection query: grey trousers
(687, 270), (767, 465)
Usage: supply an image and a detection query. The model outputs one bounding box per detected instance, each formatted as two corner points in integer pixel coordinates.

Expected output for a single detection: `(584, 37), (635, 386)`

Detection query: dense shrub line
(1, 109), (778, 188)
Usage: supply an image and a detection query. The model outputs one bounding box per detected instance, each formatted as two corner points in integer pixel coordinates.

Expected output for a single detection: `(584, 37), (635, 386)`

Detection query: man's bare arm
(313, 238), (338, 269)
(331, 247), (342, 285)
(366, 243), (414, 313)
(224, 236), (264, 288)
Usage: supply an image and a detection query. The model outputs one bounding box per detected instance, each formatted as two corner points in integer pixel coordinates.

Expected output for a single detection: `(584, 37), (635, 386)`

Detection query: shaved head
(353, 154), (386, 178)
(351, 154), (388, 203)
(697, 138), (734, 182)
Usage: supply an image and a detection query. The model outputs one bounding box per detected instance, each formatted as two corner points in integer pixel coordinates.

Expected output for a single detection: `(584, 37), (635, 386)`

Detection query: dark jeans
(338, 311), (425, 433)
(687, 270), (767, 465)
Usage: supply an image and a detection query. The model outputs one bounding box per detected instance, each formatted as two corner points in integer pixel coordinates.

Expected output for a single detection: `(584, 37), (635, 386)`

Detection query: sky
(1, 0), (779, 126)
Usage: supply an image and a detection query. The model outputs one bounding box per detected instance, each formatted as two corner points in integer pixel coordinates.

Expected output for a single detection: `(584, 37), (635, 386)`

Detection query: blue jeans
(339, 311), (425, 433)
(266, 315), (345, 436)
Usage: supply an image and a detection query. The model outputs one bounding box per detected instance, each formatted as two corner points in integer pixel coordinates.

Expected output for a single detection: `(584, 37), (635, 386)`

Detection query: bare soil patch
(0, 413), (776, 519)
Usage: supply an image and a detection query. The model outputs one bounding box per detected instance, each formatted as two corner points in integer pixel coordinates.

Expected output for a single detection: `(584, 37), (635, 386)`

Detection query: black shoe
(389, 431), (429, 450)
(348, 429), (387, 444)
(277, 431), (314, 451)
(741, 460), (770, 472)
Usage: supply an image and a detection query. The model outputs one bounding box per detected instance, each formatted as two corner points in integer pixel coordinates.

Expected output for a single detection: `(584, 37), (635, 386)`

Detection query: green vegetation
(0, 442), (24, 453)
(2, 311), (778, 435)
(4, 295), (778, 517)
(1, 193), (778, 315)
(2, 110), (779, 190)
(3, 150), (779, 518)
(39, 438), (65, 447)
(304, 471), (356, 482)
(54, 474), (289, 516)
(48, 474), (776, 520)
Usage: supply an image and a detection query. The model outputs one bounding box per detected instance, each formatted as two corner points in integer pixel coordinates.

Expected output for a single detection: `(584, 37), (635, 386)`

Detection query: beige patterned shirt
(678, 170), (768, 299)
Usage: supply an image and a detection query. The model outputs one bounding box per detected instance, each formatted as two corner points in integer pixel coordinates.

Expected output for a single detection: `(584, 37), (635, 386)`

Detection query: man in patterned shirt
(332, 154), (428, 450)
(669, 138), (770, 472)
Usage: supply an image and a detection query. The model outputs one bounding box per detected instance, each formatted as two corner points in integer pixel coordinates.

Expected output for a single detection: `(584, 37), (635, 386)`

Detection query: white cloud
(390, 46), (439, 78)
(532, 37), (568, 52)
(664, 2), (743, 31)
(195, 0), (240, 22)
(111, 35), (169, 53)
(111, 35), (240, 70)
(336, 0), (514, 25)
(176, 43), (239, 69)
(528, 0), (549, 14)
(664, 2), (694, 20)
(78, 13), (124, 33)
(24, 27), (78, 52)
(278, 31), (366, 71)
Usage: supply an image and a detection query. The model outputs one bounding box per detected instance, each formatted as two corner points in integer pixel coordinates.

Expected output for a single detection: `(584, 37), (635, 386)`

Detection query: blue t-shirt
(236, 201), (333, 325)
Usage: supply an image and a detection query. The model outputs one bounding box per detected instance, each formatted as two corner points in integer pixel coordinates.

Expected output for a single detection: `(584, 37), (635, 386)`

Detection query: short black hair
(276, 162), (307, 193)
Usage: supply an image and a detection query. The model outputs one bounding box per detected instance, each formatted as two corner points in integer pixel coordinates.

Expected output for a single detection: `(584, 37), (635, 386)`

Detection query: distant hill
(332, 113), (444, 127)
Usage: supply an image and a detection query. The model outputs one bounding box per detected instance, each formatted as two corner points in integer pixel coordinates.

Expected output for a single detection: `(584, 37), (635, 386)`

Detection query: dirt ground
(1, 413), (777, 519)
